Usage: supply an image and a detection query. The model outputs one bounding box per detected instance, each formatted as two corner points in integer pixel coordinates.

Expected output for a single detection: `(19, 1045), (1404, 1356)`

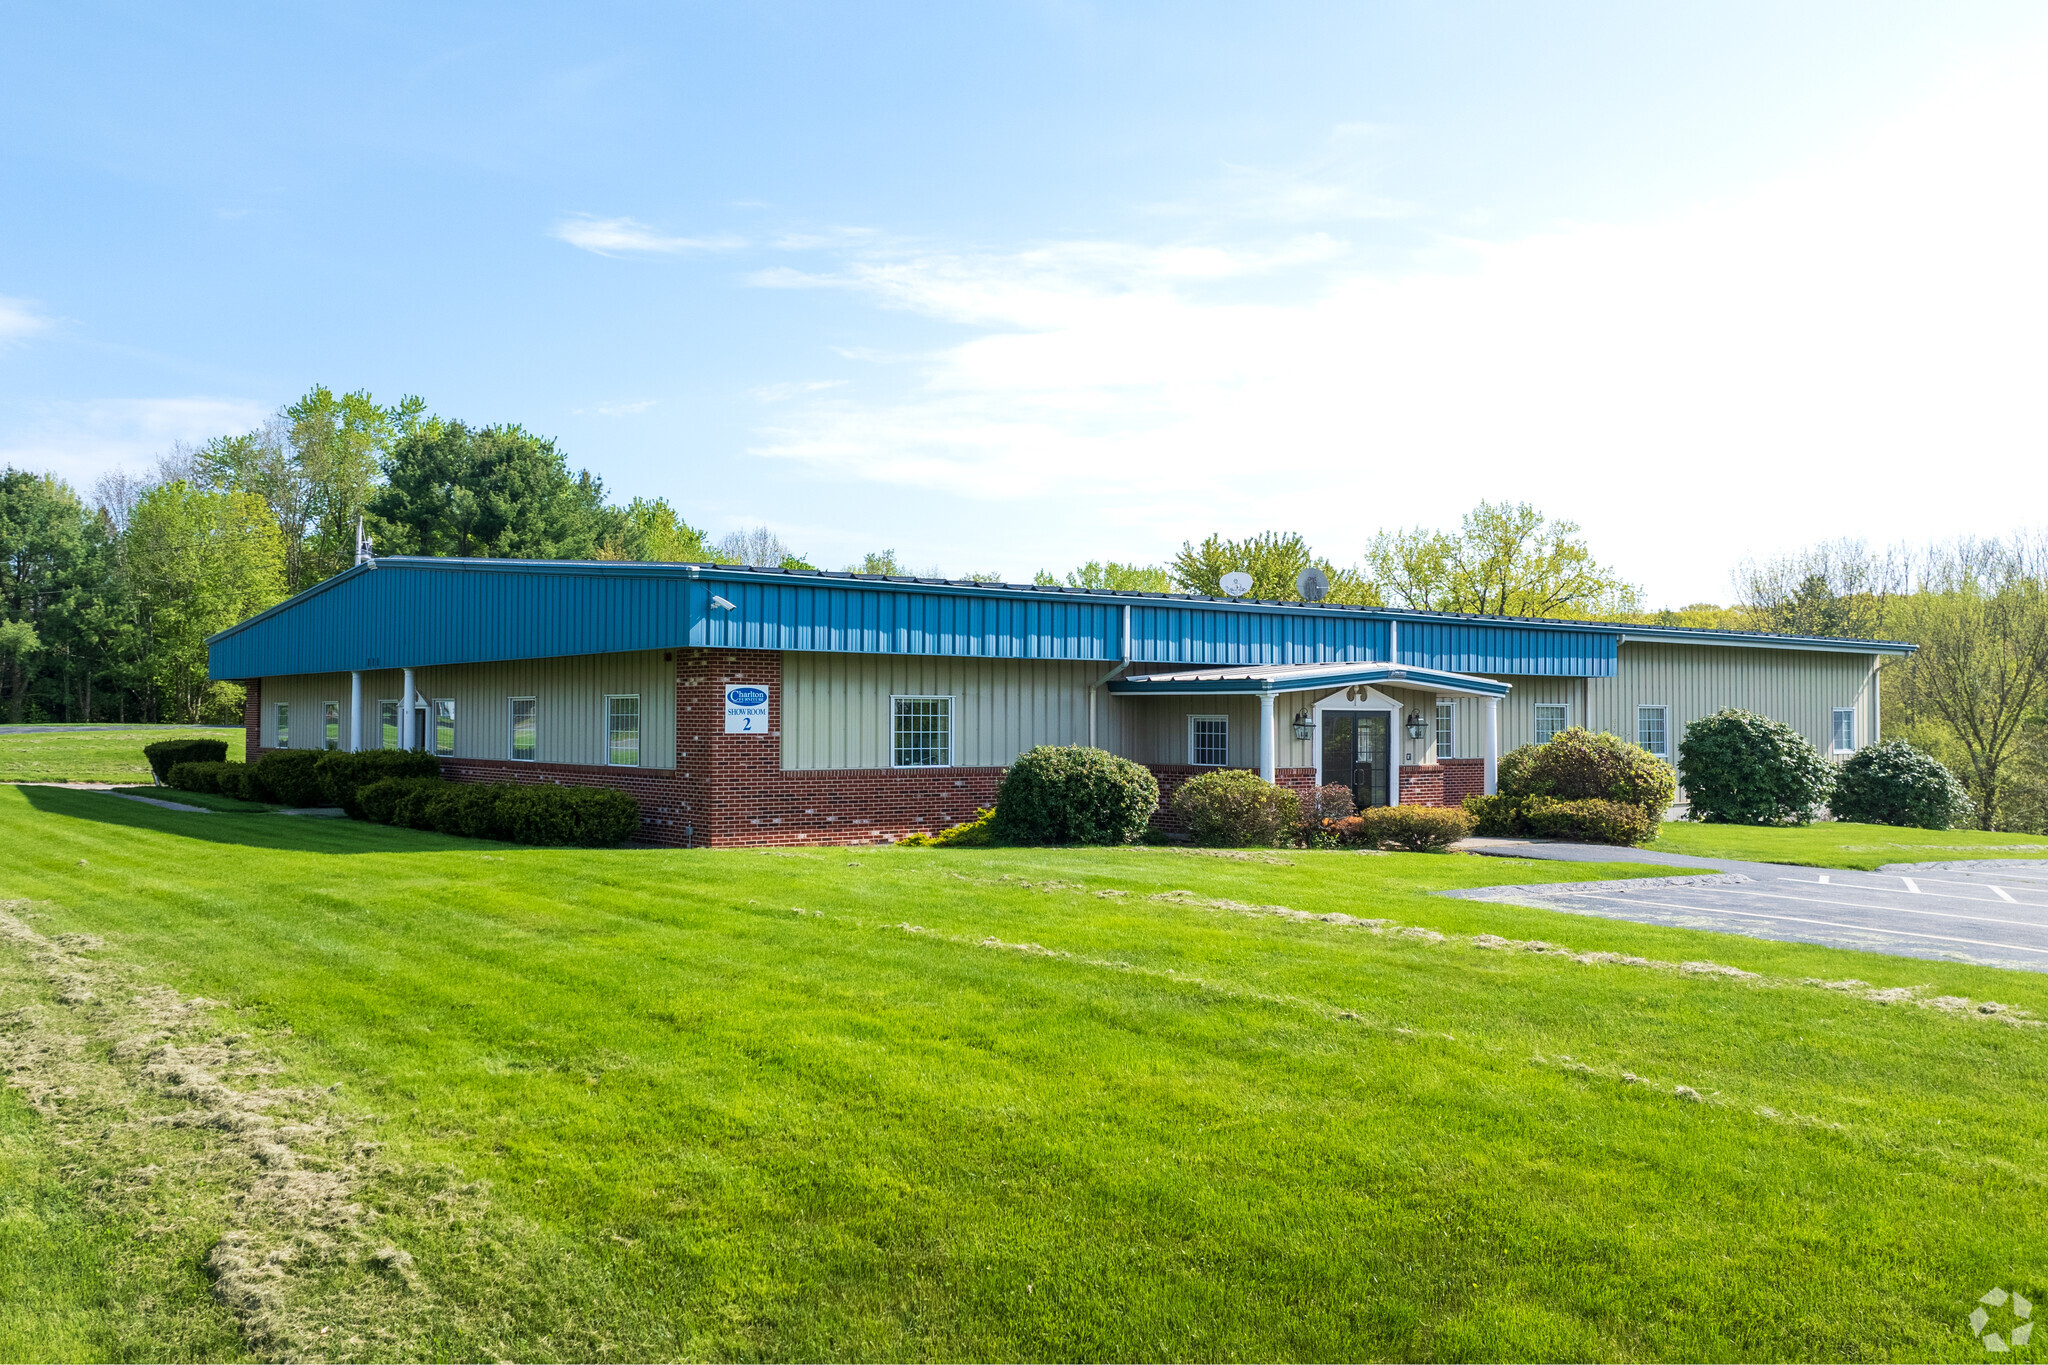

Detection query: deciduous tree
(1171, 532), (1371, 603)
(1365, 502), (1639, 618)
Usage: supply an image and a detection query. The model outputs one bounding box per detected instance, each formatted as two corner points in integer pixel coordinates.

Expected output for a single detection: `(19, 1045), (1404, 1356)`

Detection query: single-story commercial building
(206, 557), (1914, 846)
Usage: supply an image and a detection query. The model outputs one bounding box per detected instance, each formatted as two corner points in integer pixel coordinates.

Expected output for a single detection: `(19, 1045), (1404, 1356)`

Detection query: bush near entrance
(1830, 740), (1973, 830)
(1679, 709), (1834, 825)
(1350, 804), (1471, 851)
(992, 746), (1158, 846)
(1462, 728), (1674, 845)
(1172, 769), (1301, 847)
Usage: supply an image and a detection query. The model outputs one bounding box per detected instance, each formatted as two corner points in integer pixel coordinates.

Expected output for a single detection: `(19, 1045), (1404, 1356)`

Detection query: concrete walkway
(1445, 838), (2048, 972)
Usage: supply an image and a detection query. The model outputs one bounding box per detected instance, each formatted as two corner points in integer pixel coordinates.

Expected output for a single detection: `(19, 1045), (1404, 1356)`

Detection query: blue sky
(4, 2), (2044, 603)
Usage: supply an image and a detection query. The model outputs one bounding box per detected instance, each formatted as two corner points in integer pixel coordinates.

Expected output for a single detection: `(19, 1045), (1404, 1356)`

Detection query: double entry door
(1322, 710), (1391, 809)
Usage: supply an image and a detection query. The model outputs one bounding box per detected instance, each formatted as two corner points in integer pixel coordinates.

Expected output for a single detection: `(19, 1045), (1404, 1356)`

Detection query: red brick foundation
(1437, 757), (1487, 804)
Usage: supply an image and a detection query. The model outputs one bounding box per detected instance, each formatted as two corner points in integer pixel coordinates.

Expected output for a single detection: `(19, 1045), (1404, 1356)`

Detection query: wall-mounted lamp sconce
(1405, 712), (1428, 740)
(1291, 712), (1313, 741)
(710, 595), (738, 612)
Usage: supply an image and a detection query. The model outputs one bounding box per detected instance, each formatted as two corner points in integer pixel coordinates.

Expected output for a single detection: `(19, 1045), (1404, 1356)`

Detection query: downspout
(1387, 617), (1399, 666)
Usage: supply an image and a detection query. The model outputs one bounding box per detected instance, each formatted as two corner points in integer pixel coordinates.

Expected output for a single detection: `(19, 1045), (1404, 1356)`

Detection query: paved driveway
(1443, 840), (2048, 972)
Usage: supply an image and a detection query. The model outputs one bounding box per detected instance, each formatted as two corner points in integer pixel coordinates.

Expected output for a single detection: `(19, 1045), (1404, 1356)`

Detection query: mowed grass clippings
(0, 785), (2045, 1360)
(0, 725), (244, 786)
(1648, 819), (2048, 870)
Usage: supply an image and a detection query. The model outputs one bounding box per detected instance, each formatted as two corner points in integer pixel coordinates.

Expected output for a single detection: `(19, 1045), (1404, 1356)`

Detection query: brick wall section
(433, 647), (1004, 848)
(242, 680), (262, 763)
(1398, 766), (1444, 806)
(1437, 758), (1487, 804)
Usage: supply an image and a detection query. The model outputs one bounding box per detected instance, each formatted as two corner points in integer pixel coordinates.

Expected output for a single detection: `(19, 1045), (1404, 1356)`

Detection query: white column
(401, 667), (416, 751)
(1259, 692), (1276, 782)
(1484, 697), (1500, 796)
(349, 671), (362, 751)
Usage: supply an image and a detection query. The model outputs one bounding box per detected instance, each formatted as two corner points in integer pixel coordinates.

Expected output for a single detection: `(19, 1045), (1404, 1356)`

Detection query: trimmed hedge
(215, 763), (262, 802)
(167, 760), (234, 794)
(1831, 740), (1974, 829)
(145, 738), (227, 784)
(1678, 709), (1834, 825)
(355, 776), (640, 847)
(1498, 727), (1676, 819)
(992, 746), (1159, 845)
(316, 749), (441, 817)
(1170, 770), (1301, 847)
(253, 749), (328, 806)
(1355, 804), (1471, 852)
(1520, 796), (1658, 846)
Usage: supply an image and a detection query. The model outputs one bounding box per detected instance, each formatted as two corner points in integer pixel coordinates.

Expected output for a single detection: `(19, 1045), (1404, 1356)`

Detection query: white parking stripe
(1773, 877), (2048, 910)
(1995, 886), (2019, 903)
(1902, 877), (1921, 894)
(1567, 893), (2048, 956)
(1690, 885), (2048, 933)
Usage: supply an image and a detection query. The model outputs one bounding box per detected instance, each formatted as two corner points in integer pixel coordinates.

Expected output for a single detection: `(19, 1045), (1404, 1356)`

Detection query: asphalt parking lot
(1443, 841), (2048, 972)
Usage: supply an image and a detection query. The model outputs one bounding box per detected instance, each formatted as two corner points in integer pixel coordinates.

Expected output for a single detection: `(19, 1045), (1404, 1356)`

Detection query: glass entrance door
(1321, 710), (1392, 809)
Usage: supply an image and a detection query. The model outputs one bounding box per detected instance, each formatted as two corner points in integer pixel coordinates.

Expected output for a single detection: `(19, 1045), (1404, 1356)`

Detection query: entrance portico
(1104, 662), (1512, 802)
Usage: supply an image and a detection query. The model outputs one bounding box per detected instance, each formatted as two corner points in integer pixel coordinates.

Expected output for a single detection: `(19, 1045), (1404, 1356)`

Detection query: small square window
(1190, 715), (1228, 767)
(892, 696), (951, 767)
(1832, 707), (1856, 754)
(275, 702), (290, 748)
(379, 699), (400, 750)
(1534, 704), (1567, 744)
(607, 695), (640, 766)
(1435, 701), (1455, 760)
(433, 699), (456, 757)
(509, 697), (537, 761)
(1637, 705), (1669, 759)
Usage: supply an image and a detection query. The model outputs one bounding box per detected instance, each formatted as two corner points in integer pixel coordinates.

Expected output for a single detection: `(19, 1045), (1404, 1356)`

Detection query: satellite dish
(1219, 571), (1254, 599)
(1296, 567), (1330, 602)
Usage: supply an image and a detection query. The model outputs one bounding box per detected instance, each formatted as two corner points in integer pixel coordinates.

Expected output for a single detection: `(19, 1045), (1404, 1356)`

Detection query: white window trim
(1187, 714), (1229, 767)
(605, 693), (642, 767)
(1434, 698), (1456, 761)
(1832, 706), (1857, 754)
(508, 696), (538, 762)
(890, 694), (955, 769)
(1636, 703), (1671, 760)
(1533, 701), (1569, 745)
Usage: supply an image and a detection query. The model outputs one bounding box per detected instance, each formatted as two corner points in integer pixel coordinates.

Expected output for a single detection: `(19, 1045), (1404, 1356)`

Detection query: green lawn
(0, 725), (242, 785)
(3, 786), (2047, 1361)
(1649, 820), (2048, 870)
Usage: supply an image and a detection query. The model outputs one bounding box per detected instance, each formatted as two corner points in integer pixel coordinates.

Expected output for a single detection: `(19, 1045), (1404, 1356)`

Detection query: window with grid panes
(509, 697), (537, 760)
(1637, 705), (1668, 758)
(892, 696), (951, 766)
(1833, 707), (1856, 753)
(275, 703), (290, 747)
(1435, 701), (1454, 759)
(1191, 716), (1228, 766)
(607, 695), (640, 765)
(433, 699), (456, 756)
(1534, 703), (1567, 744)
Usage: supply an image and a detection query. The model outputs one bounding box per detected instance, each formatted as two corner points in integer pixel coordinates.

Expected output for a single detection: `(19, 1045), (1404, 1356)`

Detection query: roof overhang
(1105, 662), (1512, 698)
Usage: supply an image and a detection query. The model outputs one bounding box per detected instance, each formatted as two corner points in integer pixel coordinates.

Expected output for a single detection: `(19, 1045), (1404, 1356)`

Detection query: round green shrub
(1355, 804), (1471, 851)
(166, 759), (231, 794)
(1678, 709), (1835, 825)
(1169, 769), (1301, 847)
(1460, 794), (1521, 838)
(1520, 796), (1658, 845)
(1830, 740), (1973, 829)
(992, 746), (1160, 845)
(1497, 727), (1676, 818)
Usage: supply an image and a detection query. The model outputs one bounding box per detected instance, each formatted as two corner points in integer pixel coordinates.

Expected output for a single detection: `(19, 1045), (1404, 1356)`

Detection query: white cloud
(550, 214), (746, 256)
(0, 397), (271, 486)
(0, 296), (49, 343)
(747, 39), (2048, 604)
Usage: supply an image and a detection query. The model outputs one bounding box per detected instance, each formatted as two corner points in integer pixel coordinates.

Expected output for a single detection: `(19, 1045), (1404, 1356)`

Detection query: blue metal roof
(1106, 662), (1513, 697)
(207, 557), (1906, 681)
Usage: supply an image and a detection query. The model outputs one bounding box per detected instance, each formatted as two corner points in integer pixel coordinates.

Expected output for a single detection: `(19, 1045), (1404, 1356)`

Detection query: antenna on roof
(1219, 571), (1253, 599)
(354, 517), (374, 568)
(1296, 567), (1329, 603)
